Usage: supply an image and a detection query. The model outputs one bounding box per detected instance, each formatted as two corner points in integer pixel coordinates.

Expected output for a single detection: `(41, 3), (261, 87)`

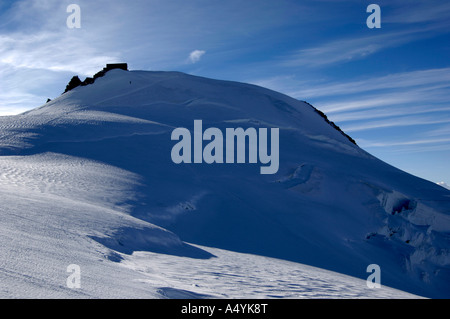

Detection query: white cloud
(188, 50), (206, 64)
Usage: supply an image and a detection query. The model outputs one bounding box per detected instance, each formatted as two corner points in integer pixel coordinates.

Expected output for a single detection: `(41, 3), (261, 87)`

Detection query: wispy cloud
(250, 64), (450, 159)
(330, 105), (450, 123)
(251, 67), (450, 118)
(278, 20), (448, 68)
(291, 68), (450, 99)
(0, 33), (119, 76)
(279, 32), (408, 67)
(425, 124), (450, 137)
(343, 115), (450, 133)
(272, 1), (450, 70)
(383, 0), (450, 25)
(356, 136), (450, 156)
(321, 88), (450, 114)
(360, 137), (450, 148)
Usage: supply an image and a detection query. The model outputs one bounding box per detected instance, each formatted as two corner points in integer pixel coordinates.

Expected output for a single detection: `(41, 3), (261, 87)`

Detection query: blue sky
(0, 0), (449, 186)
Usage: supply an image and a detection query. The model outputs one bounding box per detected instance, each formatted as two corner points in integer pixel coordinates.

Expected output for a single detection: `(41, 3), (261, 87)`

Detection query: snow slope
(0, 69), (449, 298)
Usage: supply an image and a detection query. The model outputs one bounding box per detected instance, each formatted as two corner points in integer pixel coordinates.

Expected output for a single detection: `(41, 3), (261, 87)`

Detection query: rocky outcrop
(63, 63), (128, 93)
(64, 75), (82, 93)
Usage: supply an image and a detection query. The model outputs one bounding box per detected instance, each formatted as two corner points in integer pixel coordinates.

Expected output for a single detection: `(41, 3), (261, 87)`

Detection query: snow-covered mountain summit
(0, 68), (449, 298)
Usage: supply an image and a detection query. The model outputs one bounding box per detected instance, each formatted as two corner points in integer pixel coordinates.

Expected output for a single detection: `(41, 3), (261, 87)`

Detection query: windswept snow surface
(121, 246), (421, 299)
(0, 69), (449, 298)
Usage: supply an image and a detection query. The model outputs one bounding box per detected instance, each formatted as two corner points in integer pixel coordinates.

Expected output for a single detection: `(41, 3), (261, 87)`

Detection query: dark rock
(63, 63), (128, 94)
(81, 77), (94, 86)
(64, 75), (82, 93)
(94, 63), (128, 80)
